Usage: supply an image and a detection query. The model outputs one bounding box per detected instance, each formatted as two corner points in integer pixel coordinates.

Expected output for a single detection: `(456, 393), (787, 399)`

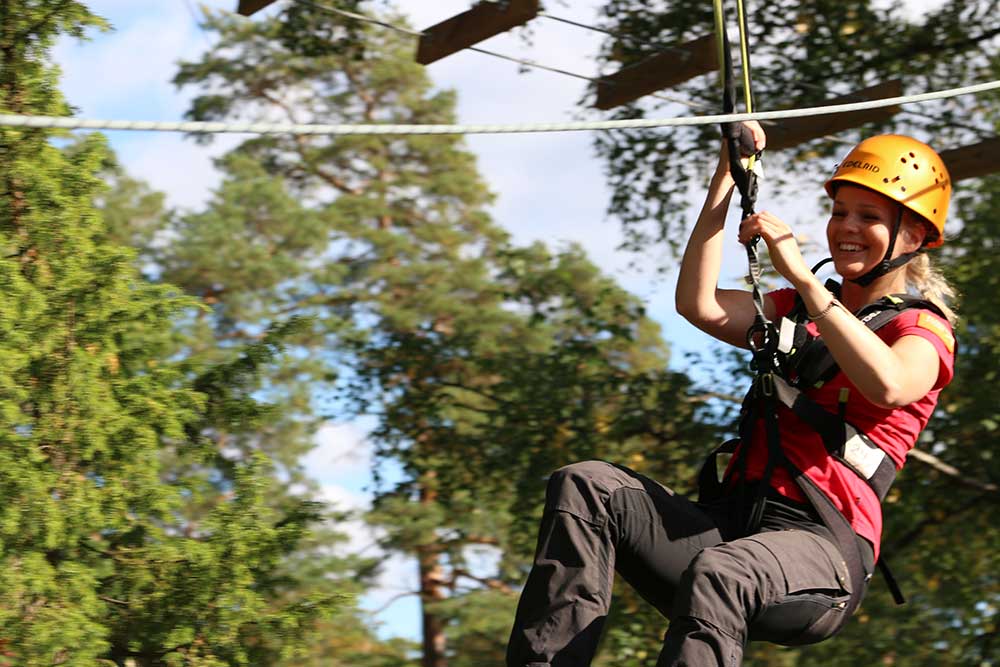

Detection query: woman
(505, 124), (956, 667)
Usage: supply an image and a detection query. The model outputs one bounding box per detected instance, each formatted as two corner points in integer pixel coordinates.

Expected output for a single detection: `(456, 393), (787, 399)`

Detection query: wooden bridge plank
(765, 80), (903, 150)
(416, 0), (541, 66)
(594, 34), (718, 110)
(940, 137), (1000, 182)
(237, 0), (278, 17)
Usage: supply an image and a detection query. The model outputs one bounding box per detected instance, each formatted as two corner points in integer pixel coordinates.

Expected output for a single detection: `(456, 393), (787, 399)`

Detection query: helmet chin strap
(848, 205), (924, 288)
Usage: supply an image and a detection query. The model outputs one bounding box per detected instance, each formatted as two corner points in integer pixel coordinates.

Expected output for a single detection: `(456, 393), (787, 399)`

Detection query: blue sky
(50, 0), (946, 644)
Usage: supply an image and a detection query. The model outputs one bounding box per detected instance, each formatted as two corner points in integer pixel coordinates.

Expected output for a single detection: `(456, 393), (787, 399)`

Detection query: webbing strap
(714, 0), (773, 365)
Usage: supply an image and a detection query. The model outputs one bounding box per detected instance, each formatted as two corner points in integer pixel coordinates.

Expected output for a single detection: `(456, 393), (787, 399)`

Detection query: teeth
(839, 243), (864, 252)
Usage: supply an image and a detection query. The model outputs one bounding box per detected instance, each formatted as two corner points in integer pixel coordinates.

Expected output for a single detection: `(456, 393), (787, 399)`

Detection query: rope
(294, 0), (422, 37)
(1, 79), (997, 136)
(735, 0), (757, 172)
(300, 0), (711, 110)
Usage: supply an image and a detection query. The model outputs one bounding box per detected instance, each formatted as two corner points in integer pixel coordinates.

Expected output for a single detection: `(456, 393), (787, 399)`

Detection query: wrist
(792, 274), (830, 309)
(808, 298), (843, 321)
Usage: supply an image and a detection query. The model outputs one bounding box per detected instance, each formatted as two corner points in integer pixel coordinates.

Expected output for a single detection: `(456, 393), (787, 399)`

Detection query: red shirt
(738, 288), (955, 559)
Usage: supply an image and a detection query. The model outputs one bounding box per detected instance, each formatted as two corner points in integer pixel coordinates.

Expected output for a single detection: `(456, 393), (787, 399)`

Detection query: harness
(698, 281), (949, 613)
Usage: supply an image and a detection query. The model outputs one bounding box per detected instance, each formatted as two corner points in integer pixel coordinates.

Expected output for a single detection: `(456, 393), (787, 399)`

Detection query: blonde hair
(905, 253), (958, 326)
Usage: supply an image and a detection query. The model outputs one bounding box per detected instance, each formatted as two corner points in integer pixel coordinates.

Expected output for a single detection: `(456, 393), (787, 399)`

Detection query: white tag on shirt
(777, 317), (796, 354)
(843, 425), (886, 479)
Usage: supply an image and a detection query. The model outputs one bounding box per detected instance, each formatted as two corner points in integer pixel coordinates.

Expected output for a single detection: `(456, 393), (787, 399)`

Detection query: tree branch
(451, 568), (513, 594)
(907, 447), (999, 495)
(342, 62), (376, 122)
(886, 493), (984, 554)
(684, 391), (743, 404)
(17, 0), (74, 42)
(99, 595), (130, 607)
(255, 87), (366, 196)
(368, 590), (419, 616)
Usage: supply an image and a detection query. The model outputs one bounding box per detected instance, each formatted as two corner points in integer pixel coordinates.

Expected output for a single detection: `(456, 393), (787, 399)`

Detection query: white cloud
(318, 482), (421, 639)
(304, 421), (374, 486)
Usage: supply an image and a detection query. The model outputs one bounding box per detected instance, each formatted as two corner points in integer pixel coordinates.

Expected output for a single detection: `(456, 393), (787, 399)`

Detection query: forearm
(676, 166), (736, 322)
(794, 278), (919, 407)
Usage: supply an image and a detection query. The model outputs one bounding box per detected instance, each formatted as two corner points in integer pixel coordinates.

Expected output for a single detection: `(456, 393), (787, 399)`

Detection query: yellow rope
(735, 0), (757, 170)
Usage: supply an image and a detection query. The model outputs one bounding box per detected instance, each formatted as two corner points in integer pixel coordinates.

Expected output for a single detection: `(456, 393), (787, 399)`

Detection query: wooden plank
(416, 0), (540, 65)
(594, 34), (718, 110)
(237, 0), (278, 16)
(940, 138), (1000, 182)
(765, 80), (903, 150)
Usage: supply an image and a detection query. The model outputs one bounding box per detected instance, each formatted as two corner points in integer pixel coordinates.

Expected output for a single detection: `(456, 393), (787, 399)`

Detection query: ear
(898, 212), (928, 253)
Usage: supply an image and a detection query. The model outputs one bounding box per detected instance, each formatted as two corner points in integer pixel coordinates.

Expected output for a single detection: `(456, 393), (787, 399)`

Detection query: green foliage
(593, 0), (1000, 256)
(0, 2), (343, 664)
(170, 6), (729, 665)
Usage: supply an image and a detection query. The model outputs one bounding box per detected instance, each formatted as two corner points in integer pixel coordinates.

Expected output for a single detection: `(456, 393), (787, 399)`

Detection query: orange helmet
(824, 135), (950, 248)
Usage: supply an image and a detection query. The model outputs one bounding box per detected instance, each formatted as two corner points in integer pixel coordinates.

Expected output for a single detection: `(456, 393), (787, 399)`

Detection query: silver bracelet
(808, 298), (842, 321)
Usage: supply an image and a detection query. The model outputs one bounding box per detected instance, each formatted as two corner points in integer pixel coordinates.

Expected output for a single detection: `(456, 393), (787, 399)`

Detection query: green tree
(0, 2), (340, 664)
(591, 0), (999, 254)
(172, 5), (723, 666)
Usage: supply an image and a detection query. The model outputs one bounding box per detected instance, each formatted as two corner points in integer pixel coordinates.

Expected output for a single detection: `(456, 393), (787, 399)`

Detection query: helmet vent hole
(883, 177), (890, 183)
(914, 164), (919, 170)
(909, 152), (916, 157)
(901, 186), (907, 192)
(900, 157), (907, 163)
(932, 165), (937, 172)
(933, 208), (938, 214)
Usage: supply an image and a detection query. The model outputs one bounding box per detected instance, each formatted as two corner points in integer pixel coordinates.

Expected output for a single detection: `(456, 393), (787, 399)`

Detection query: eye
(831, 209), (846, 218)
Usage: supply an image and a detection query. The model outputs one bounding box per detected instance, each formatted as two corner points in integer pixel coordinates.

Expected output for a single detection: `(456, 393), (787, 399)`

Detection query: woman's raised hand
(738, 210), (811, 287)
(716, 120), (767, 175)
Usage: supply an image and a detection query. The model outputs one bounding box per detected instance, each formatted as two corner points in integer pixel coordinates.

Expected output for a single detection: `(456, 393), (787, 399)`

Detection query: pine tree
(0, 2), (341, 664)
(169, 4), (729, 665)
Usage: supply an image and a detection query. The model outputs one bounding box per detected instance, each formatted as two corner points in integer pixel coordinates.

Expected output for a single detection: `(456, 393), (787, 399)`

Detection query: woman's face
(826, 184), (923, 280)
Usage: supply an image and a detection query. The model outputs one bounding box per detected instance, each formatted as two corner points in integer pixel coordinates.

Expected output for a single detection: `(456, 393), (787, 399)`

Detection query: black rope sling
(712, 0), (781, 536)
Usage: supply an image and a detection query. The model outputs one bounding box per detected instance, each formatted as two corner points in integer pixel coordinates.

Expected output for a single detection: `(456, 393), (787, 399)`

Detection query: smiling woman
(505, 125), (958, 667)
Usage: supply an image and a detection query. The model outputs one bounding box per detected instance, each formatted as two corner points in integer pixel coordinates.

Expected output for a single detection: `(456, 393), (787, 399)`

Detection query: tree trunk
(419, 475), (448, 667)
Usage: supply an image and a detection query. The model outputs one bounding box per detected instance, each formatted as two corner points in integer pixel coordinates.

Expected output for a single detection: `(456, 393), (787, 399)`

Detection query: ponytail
(905, 253), (958, 326)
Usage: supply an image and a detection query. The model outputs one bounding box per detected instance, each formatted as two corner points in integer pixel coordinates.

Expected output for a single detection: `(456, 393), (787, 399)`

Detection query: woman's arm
(795, 279), (941, 407)
(738, 211), (942, 407)
(676, 125), (772, 349)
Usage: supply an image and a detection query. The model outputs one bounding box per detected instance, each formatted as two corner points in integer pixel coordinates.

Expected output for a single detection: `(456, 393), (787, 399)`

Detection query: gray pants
(506, 461), (868, 667)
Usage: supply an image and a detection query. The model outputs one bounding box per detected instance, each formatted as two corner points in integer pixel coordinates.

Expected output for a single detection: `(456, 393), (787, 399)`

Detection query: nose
(833, 211), (862, 233)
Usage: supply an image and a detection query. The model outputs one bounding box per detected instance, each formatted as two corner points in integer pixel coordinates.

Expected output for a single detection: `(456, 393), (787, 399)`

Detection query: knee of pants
(545, 460), (617, 525)
(676, 544), (771, 641)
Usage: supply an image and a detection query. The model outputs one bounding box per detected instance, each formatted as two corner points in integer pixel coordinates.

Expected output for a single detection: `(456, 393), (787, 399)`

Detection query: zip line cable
(536, 4), (999, 139)
(537, 11), (619, 37)
(3, 79), (999, 135)
(296, 0), (707, 110)
(300, 0), (994, 139)
(294, 0), (421, 36)
(536, 9), (706, 61)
